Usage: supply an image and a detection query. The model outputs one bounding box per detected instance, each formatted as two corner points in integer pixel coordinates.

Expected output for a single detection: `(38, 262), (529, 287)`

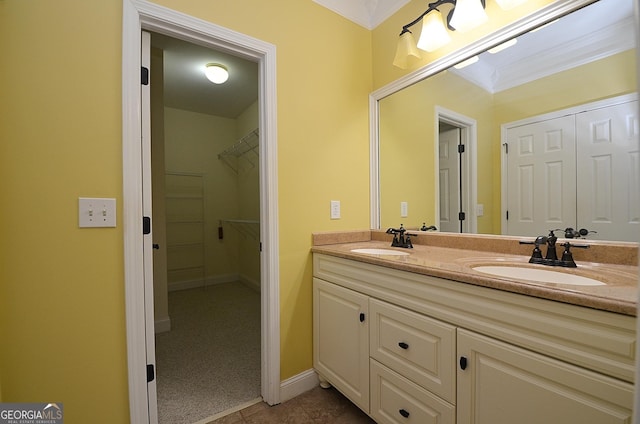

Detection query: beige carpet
(155, 282), (261, 424)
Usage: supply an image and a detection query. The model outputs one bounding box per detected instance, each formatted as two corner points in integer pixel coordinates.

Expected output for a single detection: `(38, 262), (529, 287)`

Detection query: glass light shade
(449, 0), (488, 32)
(417, 10), (452, 52)
(205, 63), (229, 84)
(392, 32), (421, 69)
(495, 0), (527, 10)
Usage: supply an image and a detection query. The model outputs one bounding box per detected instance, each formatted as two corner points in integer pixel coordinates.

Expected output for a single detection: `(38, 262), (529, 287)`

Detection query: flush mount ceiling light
(393, 0), (528, 68)
(204, 63), (229, 84)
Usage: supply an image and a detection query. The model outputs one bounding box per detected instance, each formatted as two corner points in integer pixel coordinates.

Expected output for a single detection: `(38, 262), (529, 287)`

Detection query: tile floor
(207, 386), (376, 424)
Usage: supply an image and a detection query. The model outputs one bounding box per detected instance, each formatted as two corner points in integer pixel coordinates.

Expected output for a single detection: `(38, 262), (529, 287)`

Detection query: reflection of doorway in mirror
(439, 126), (462, 233)
(436, 107), (478, 234)
(502, 94), (639, 242)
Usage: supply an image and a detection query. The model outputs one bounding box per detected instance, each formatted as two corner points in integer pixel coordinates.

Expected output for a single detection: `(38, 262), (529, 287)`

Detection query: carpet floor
(155, 282), (261, 424)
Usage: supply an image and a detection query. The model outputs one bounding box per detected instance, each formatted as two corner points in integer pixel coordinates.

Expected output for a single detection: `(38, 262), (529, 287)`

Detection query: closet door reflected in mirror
(503, 96), (639, 241)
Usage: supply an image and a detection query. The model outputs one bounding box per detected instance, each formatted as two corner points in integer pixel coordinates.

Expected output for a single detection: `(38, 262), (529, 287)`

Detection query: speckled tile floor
(206, 386), (376, 424)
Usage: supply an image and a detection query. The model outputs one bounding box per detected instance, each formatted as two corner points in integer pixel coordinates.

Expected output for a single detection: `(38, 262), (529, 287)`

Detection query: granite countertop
(311, 232), (639, 316)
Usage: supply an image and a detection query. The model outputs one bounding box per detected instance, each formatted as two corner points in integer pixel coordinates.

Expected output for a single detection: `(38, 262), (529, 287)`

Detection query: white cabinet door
(457, 329), (633, 424)
(313, 278), (370, 412)
(505, 115), (576, 236)
(576, 100), (639, 242)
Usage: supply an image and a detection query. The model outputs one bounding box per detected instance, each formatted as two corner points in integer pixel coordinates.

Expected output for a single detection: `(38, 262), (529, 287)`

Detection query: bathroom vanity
(312, 231), (637, 424)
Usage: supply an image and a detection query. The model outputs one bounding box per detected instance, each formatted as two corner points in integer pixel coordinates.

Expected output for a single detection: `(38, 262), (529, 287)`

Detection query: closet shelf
(222, 219), (260, 241)
(217, 128), (259, 174)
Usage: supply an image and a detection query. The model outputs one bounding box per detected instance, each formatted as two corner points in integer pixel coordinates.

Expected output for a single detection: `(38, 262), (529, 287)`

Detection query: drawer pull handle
(398, 342), (409, 350)
(460, 356), (468, 370)
(399, 409), (410, 418)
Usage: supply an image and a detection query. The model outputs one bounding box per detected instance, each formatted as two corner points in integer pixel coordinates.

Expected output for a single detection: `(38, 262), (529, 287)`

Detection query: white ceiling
(154, 0), (633, 119)
(312, 0), (410, 29)
(151, 33), (259, 119)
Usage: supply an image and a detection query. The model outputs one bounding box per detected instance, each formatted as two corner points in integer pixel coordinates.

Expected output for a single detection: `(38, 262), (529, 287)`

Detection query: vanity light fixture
(416, 9), (452, 52)
(393, 31), (423, 68)
(204, 63), (229, 84)
(393, 0), (528, 68)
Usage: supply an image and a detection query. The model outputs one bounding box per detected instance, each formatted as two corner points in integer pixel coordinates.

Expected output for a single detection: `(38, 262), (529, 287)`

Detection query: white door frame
(435, 106), (478, 234)
(122, 1), (280, 423)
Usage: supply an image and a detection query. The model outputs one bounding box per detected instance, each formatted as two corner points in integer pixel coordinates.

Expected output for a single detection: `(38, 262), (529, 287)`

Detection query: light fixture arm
(398, 0), (486, 35)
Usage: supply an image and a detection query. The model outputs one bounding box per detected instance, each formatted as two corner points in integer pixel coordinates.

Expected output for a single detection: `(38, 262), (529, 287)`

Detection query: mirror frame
(369, 0), (599, 229)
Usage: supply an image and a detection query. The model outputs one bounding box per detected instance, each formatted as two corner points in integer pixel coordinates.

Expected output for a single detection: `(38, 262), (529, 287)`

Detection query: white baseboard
(168, 274), (239, 292)
(279, 369), (319, 403)
(154, 317), (171, 334)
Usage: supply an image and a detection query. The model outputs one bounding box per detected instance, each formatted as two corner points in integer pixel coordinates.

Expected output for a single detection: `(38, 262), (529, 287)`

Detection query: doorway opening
(122, 2), (280, 423)
(149, 32), (262, 423)
(435, 107), (478, 234)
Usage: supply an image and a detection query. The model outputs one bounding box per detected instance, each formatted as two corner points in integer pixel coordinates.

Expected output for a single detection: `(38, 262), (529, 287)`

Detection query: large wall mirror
(371, 0), (638, 242)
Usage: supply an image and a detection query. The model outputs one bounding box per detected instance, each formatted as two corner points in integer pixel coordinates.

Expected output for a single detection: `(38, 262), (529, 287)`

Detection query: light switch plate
(330, 200), (341, 219)
(476, 204), (484, 217)
(400, 201), (408, 218)
(79, 197), (116, 228)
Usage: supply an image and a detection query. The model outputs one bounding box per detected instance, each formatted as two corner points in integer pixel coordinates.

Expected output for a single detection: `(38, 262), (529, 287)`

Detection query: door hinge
(143, 216), (151, 235)
(458, 144), (465, 154)
(147, 364), (155, 382)
(506, 210), (509, 220)
(459, 211), (466, 221)
(141, 67), (149, 86)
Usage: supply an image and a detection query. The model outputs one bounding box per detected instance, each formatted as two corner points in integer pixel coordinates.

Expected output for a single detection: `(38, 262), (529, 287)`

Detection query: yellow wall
(164, 107), (239, 284)
(0, 0), (371, 422)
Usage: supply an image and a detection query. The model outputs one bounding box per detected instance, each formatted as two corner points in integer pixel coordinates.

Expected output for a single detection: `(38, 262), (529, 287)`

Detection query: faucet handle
(520, 239), (544, 264)
(560, 241), (590, 268)
(560, 242), (577, 267)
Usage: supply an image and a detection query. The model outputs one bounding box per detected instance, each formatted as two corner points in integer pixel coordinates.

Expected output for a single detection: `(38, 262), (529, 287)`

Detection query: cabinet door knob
(459, 356), (468, 370)
(399, 409), (410, 418)
(398, 342), (409, 350)
(359, 313), (365, 322)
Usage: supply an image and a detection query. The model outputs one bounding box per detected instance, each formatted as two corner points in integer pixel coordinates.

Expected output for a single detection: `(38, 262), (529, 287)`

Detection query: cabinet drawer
(370, 298), (456, 403)
(371, 359), (455, 424)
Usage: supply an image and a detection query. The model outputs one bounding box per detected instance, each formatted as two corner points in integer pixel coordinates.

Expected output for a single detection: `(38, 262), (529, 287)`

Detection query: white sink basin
(472, 265), (605, 286)
(350, 248), (410, 256)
